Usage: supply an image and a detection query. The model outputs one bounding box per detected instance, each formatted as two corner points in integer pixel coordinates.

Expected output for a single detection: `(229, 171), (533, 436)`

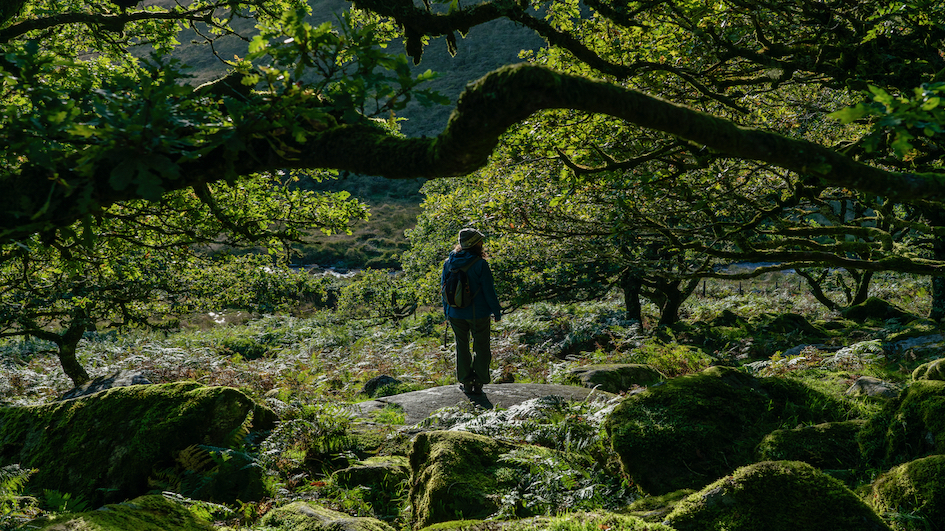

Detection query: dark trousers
(449, 316), (492, 385)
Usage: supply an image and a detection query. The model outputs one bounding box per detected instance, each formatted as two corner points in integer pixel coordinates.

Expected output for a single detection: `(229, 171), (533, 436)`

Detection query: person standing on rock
(441, 228), (502, 395)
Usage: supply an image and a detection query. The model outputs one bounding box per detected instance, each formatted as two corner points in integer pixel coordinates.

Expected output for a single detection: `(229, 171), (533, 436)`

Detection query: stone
(859, 380), (945, 467)
(30, 494), (215, 531)
(604, 366), (850, 495)
(333, 455), (411, 511)
(842, 297), (913, 323)
(664, 461), (890, 531)
(258, 501), (395, 531)
(413, 512), (674, 531)
(333, 455), (410, 489)
(361, 375), (403, 398)
(0, 382), (276, 506)
(844, 376), (900, 399)
(869, 454), (945, 529)
(912, 358), (945, 381)
(408, 430), (516, 528)
(565, 363), (664, 393)
(58, 370), (152, 400)
(755, 420), (866, 471)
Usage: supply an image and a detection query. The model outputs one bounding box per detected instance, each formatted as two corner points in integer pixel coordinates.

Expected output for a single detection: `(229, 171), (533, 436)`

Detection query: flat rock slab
(353, 383), (615, 425)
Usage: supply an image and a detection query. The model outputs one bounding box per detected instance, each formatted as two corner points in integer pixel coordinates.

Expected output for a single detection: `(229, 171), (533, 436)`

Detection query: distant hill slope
(158, 0), (541, 136)
(151, 0), (542, 268)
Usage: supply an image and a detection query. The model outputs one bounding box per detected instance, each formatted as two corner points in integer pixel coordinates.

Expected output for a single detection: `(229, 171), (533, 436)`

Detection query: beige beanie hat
(459, 228), (484, 249)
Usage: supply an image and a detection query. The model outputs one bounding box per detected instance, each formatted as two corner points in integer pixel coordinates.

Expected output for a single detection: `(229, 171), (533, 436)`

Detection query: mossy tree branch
(2, 63), (945, 243)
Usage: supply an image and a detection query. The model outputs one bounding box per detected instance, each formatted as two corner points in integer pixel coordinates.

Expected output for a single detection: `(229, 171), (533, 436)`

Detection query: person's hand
(493, 315), (501, 323)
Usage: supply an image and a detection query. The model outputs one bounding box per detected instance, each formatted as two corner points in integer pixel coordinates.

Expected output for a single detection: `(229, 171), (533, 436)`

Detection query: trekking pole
(443, 319), (450, 349)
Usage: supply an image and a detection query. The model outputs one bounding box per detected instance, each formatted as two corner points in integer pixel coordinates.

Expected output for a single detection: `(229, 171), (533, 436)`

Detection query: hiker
(441, 228), (502, 395)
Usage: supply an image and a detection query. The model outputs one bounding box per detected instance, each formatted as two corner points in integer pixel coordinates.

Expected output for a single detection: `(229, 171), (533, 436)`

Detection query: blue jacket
(441, 250), (502, 320)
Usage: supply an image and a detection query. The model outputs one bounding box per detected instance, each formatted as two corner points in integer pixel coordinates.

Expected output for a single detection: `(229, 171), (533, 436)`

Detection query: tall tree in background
(1, 0), (945, 337)
(0, 172), (366, 385)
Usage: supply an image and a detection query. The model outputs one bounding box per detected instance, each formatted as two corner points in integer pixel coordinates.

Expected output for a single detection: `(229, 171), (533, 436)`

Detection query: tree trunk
(932, 276), (945, 322)
(58, 340), (91, 387)
(924, 207), (945, 321)
(57, 312), (92, 387)
(796, 268), (841, 312)
(931, 237), (945, 321)
(654, 278), (700, 328)
(851, 270), (873, 306)
(620, 269), (643, 323)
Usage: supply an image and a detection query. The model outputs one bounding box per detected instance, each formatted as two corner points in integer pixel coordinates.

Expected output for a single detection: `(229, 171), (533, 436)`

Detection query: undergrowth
(0, 272), (939, 529)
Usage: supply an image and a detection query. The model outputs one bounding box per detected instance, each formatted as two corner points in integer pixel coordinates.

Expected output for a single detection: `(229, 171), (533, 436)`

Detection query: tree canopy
(1, 0), (945, 246)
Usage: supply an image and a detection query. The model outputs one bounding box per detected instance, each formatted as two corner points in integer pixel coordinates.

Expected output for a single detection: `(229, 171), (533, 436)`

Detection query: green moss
(0, 382), (275, 506)
(258, 501), (396, 531)
(408, 430), (518, 528)
(509, 512), (674, 531)
(564, 364), (665, 393)
(842, 297), (913, 324)
(869, 454), (945, 530)
(604, 366), (851, 494)
(664, 461), (890, 531)
(911, 358), (945, 381)
(755, 420), (866, 471)
(31, 494), (215, 531)
(625, 490), (695, 522)
(859, 380), (945, 467)
(416, 513), (674, 531)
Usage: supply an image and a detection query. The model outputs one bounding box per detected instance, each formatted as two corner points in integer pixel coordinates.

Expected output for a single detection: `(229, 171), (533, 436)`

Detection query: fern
(223, 410), (254, 450)
(1, 465), (37, 529)
(0, 465), (32, 502)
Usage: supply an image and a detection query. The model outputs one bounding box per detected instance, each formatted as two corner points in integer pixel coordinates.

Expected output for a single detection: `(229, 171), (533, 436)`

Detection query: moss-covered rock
(842, 297), (913, 323)
(416, 512), (674, 531)
(762, 312), (825, 335)
(30, 494), (216, 531)
(604, 366), (851, 494)
(869, 454), (945, 531)
(334, 455), (410, 489)
(859, 380), (945, 467)
(564, 364), (665, 393)
(911, 358), (945, 381)
(408, 430), (517, 528)
(755, 420), (866, 471)
(258, 501), (395, 531)
(624, 489), (695, 522)
(0, 382), (276, 506)
(844, 376), (900, 399)
(664, 461), (890, 531)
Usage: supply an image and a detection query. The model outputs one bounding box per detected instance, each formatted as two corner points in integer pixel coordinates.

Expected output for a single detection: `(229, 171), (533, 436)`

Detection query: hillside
(152, 0), (541, 268)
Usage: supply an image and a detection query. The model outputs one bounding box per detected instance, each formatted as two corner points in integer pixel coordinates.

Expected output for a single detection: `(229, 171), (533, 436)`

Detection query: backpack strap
(458, 256), (480, 273)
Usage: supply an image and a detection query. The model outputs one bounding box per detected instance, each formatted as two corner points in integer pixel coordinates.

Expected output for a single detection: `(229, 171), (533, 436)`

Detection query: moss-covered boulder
(911, 358), (945, 381)
(0, 382), (276, 506)
(859, 380), (945, 467)
(30, 494), (215, 531)
(755, 420), (866, 471)
(333, 455), (410, 489)
(664, 461), (890, 531)
(409, 430), (517, 528)
(844, 376), (900, 399)
(565, 364), (665, 393)
(869, 454), (945, 530)
(604, 366), (850, 494)
(258, 501), (395, 531)
(333, 455), (410, 514)
(624, 489), (695, 523)
(842, 297), (913, 323)
(762, 312), (825, 335)
(416, 512), (674, 531)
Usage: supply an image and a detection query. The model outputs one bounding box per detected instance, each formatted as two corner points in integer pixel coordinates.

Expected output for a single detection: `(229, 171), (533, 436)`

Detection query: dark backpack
(443, 256), (480, 308)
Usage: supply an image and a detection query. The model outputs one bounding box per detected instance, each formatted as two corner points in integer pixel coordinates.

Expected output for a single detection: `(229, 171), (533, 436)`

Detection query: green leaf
(921, 96), (940, 111)
(828, 103), (871, 124)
